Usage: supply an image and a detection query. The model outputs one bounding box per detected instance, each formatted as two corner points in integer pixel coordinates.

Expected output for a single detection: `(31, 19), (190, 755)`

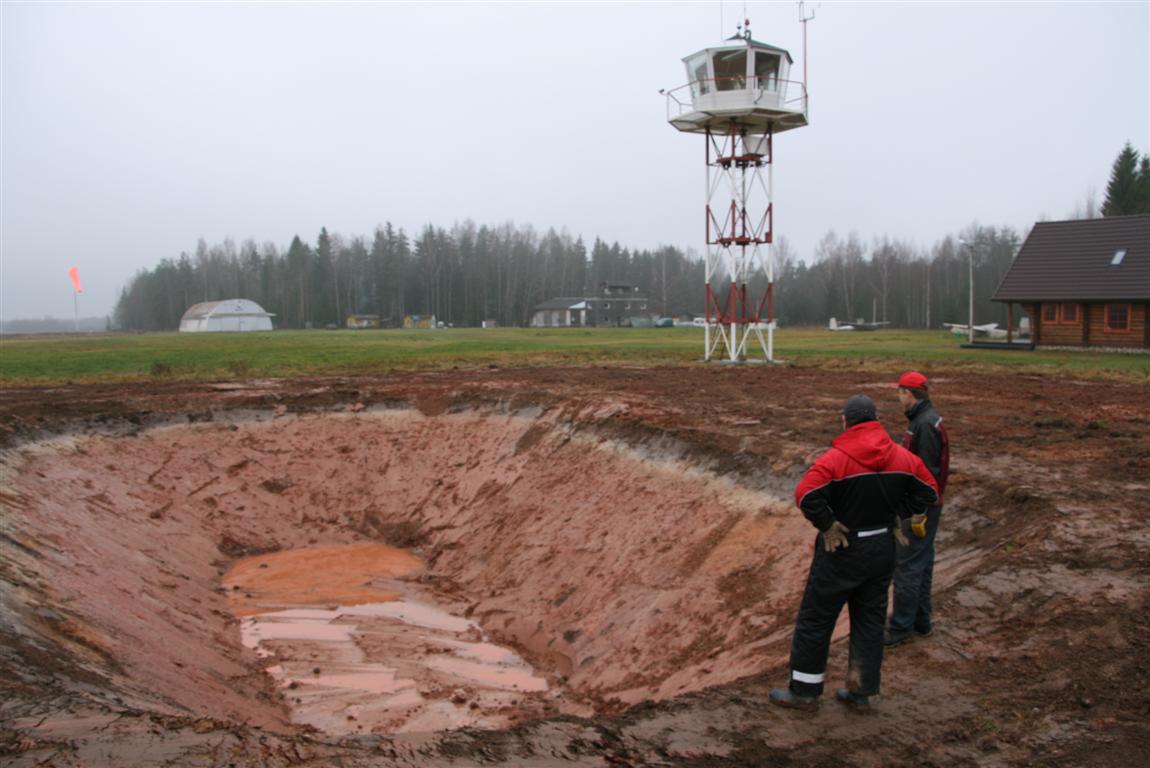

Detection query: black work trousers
(787, 529), (896, 698)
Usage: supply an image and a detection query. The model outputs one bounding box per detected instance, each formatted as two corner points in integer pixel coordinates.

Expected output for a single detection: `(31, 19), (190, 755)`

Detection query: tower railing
(664, 78), (808, 124)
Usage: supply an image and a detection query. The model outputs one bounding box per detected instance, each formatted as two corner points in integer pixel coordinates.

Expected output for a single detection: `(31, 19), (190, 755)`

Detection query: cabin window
(687, 53), (710, 96)
(713, 49), (747, 91)
(1060, 303), (1079, 324)
(1042, 304), (1058, 323)
(1105, 304), (1130, 332)
(754, 52), (780, 90)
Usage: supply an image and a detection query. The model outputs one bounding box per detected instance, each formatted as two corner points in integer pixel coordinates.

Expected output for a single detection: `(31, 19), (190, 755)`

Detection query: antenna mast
(798, 1), (816, 98)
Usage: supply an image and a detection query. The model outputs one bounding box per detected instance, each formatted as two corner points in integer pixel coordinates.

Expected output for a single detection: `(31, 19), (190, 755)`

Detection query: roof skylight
(1110, 249), (1127, 266)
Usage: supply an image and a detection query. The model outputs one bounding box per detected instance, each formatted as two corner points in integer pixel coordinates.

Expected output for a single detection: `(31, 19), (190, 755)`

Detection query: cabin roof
(992, 215), (1150, 302)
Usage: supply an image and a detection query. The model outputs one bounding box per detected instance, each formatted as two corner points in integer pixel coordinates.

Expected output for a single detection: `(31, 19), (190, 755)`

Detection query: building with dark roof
(529, 284), (648, 328)
(992, 215), (1149, 349)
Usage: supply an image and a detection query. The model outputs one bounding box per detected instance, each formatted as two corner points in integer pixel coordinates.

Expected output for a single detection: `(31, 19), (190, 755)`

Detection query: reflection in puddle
(225, 543), (551, 734)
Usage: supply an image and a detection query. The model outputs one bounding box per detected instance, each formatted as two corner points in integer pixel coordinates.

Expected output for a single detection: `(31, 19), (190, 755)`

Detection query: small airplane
(943, 322), (1008, 339)
(828, 317), (891, 332)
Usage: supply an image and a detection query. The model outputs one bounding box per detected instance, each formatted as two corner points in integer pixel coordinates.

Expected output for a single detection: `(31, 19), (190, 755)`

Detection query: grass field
(1, 328), (1147, 386)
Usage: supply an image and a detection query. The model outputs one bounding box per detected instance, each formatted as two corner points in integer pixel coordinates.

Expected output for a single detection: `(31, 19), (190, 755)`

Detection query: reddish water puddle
(225, 542), (420, 616)
(223, 543), (553, 734)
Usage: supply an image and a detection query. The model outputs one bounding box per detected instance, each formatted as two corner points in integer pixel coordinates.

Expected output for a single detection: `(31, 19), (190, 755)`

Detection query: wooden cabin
(993, 215), (1149, 349)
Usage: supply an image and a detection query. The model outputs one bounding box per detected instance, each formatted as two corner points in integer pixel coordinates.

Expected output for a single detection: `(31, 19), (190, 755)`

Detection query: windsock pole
(68, 266), (83, 333)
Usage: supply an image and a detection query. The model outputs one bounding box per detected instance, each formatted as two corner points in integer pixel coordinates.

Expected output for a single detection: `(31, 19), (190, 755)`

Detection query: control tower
(665, 20), (809, 362)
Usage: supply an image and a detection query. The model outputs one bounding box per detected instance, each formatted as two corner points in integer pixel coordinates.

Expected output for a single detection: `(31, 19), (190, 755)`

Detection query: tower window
(687, 53), (710, 96)
(713, 50), (747, 91)
(755, 53), (780, 91)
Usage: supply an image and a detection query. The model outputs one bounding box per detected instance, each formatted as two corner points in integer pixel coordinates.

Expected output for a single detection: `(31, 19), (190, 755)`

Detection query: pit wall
(2, 405), (814, 725)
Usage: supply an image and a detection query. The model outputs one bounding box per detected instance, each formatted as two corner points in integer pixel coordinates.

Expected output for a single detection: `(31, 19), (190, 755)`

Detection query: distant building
(530, 283), (649, 328)
(178, 299), (274, 332)
(993, 215), (1149, 349)
(403, 314), (436, 329)
(346, 314), (381, 329)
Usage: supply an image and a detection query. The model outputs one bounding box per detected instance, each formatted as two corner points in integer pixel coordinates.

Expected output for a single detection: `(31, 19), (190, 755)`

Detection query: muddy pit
(2, 407), (811, 738)
(3, 367), (1149, 767)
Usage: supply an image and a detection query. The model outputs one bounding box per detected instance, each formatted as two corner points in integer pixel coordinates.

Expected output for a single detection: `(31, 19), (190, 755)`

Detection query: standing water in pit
(224, 542), (552, 734)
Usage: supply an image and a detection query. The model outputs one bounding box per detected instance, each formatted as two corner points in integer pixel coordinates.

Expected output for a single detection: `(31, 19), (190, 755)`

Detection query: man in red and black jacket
(885, 370), (950, 647)
(770, 395), (939, 711)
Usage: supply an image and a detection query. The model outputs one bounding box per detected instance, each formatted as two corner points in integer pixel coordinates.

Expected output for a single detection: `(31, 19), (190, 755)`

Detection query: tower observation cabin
(665, 32), (807, 135)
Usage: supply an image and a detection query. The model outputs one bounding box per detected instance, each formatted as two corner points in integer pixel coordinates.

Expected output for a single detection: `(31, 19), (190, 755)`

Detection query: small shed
(179, 299), (275, 333)
(530, 299), (588, 328)
(346, 314), (381, 329)
(992, 215), (1149, 349)
(403, 314), (436, 330)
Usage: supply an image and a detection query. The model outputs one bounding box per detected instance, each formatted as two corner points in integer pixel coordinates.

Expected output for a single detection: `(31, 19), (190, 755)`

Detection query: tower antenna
(798, 1), (817, 97)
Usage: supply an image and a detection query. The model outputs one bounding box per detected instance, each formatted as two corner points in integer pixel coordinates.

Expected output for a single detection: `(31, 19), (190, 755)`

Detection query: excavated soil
(2, 365), (1149, 767)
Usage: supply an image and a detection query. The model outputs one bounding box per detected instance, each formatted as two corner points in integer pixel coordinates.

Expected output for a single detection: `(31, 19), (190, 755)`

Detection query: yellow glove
(910, 514), (928, 538)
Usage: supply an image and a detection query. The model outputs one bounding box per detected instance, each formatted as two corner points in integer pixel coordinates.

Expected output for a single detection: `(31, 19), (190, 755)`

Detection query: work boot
(769, 688), (818, 711)
(914, 624), (933, 638)
(835, 688), (870, 711)
(883, 629), (912, 648)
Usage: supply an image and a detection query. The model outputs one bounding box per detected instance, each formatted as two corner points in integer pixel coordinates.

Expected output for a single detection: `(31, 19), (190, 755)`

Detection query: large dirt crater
(3, 404), (812, 737)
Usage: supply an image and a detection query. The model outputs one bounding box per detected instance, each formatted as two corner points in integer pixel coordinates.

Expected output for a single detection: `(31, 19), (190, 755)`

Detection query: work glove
(910, 513), (928, 538)
(893, 524), (909, 548)
(821, 521), (850, 553)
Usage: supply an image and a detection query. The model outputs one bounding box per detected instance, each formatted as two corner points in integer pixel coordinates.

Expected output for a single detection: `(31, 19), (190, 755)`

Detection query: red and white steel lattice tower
(665, 19), (809, 361)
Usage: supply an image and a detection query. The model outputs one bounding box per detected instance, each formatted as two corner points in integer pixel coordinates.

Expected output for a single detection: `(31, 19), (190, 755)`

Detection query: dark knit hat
(842, 394), (877, 426)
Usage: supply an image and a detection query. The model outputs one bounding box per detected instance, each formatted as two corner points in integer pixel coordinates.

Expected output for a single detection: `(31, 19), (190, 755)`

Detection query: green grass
(0, 328), (1147, 386)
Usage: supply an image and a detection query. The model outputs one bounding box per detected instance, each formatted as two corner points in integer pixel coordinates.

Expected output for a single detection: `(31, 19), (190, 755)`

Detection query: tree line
(113, 144), (1147, 332)
(111, 220), (1020, 331)
(113, 223), (703, 331)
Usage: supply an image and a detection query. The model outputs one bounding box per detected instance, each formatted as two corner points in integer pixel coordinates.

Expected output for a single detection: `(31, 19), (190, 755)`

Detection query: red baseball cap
(895, 371), (929, 390)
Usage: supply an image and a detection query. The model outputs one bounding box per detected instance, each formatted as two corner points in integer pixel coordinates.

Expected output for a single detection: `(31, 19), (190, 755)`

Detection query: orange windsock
(68, 266), (83, 293)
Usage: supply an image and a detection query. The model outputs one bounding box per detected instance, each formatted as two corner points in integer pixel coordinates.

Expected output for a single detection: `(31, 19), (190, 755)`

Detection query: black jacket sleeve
(900, 452), (941, 518)
(911, 419), (943, 486)
(795, 455), (837, 532)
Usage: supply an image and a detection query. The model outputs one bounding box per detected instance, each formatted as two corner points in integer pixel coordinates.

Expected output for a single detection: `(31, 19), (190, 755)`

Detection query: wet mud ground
(2, 364), (1149, 766)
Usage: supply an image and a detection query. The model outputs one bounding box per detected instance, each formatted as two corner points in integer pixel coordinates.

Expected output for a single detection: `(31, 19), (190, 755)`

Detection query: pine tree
(1102, 143), (1144, 216)
(1138, 156), (1150, 214)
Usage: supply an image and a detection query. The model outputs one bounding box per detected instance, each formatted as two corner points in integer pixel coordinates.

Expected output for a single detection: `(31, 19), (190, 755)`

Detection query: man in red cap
(770, 395), (939, 711)
(885, 371), (950, 648)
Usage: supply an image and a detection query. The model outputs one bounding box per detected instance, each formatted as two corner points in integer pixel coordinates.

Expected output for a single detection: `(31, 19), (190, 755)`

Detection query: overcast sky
(2, 1), (1147, 320)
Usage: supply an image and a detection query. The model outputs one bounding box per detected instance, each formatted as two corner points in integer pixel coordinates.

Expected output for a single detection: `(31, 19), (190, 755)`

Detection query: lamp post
(958, 239), (975, 345)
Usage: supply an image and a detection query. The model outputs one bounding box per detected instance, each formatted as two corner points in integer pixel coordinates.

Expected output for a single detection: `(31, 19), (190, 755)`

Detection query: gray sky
(2, 1), (1147, 320)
